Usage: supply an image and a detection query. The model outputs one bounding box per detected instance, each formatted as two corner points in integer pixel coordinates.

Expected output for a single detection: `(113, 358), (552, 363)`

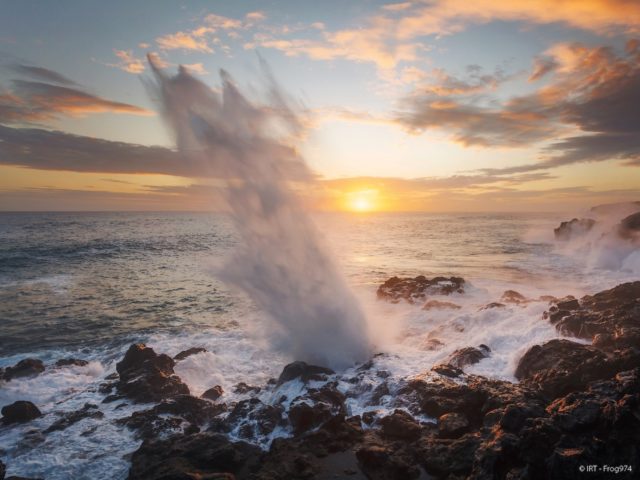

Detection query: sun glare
(346, 190), (378, 212)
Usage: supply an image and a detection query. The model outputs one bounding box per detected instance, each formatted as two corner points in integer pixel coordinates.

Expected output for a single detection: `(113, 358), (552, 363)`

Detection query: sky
(0, 0), (639, 212)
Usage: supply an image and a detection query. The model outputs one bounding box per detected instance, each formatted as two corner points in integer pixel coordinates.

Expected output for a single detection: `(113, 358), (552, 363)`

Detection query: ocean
(0, 210), (637, 478)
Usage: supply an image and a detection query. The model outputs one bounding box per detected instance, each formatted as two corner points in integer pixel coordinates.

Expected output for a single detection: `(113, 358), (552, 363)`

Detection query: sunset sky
(1, 0), (639, 212)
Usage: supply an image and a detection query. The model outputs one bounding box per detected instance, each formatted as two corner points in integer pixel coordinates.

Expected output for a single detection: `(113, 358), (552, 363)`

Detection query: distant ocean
(0, 211), (637, 479)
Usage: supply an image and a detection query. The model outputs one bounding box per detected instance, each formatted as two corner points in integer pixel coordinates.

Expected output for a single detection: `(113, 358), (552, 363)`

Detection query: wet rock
(554, 218), (595, 240)
(202, 385), (224, 401)
(438, 412), (470, 438)
(115, 343), (189, 403)
(288, 383), (346, 435)
(44, 403), (103, 433)
(0, 460), (4, 480)
(223, 398), (284, 438)
(445, 344), (491, 369)
(501, 290), (528, 304)
(417, 433), (483, 477)
(1, 401), (42, 424)
(356, 441), (420, 480)
(422, 338), (444, 351)
(2, 359), (45, 381)
(618, 211), (640, 238)
(127, 432), (261, 480)
(377, 275), (465, 304)
(422, 299), (461, 310)
(233, 382), (261, 394)
(379, 409), (421, 440)
(481, 302), (505, 310)
(54, 358), (89, 368)
(431, 363), (463, 377)
(276, 361), (334, 386)
(173, 347), (206, 361)
(120, 394), (226, 440)
(515, 339), (612, 398)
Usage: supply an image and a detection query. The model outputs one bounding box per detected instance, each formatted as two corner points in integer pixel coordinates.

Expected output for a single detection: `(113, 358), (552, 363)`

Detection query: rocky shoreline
(1, 279), (639, 479)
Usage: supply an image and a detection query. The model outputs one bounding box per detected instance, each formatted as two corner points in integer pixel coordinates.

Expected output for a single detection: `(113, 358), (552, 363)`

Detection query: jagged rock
(288, 383), (346, 435)
(54, 358), (89, 368)
(379, 409), (421, 440)
(44, 403), (103, 433)
(356, 441), (420, 480)
(1, 401), (42, 424)
(515, 339), (612, 398)
(431, 363), (463, 377)
(444, 344), (491, 369)
(422, 338), (444, 350)
(3, 359), (45, 381)
(422, 299), (461, 310)
(233, 382), (261, 394)
(119, 394), (226, 440)
(438, 412), (470, 438)
(554, 218), (595, 240)
(481, 302), (505, 310)
(618, 211), (640, 238)
(173, 347), (206, 361)
(115, 343), (189, 403)
(127, 432), (261, 480)
(417, 433), (483, 477)
(276, 361), (334, 386)
(377, 275), (465, 303)
(222, 398), (284, 438)
(202, 385), (224, 401)
(501, 290), (528, 304)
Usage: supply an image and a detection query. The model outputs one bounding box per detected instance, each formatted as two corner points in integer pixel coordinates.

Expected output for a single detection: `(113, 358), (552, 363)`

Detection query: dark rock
(224, 398), (284, 438)
(120, 394), (226, 440)
(515, 339), (612, 398)
(127, 432), (261, 480)
(202, 385), (224, 401)
(1, 401), (42, 424)
(54, 358), (89, 368)
(233, 382), (261, 394)
(618, 211), (640, 238)
(481, 302), (505, 310)
(445, 345), (491, 369)
(431, 363), (463, 377)
(173, 347), (207, 361)
(44, 403), (103, 433)
(115, 343), (189, 403)
(501, 290), (528, 304)
(422, 338), (444, 350)
(554, 218), (595, 240)
(379, 409), (421, 440)
(356, 441), (420, 480)
(422, 299), (461, 310)
(288, 383), (346, 435)
(3, 359), (45, 381)
(417, 433), (483, 477)
(438, 412), (469, 438)
(276, 361), (334, 386)
(377, 275), (465, 303)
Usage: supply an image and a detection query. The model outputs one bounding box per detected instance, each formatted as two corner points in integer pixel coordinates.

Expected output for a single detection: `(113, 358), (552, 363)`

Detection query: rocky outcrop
(54, 358), (88, 368)
(422, 299), (461, 310)
(202, 385), (224, 401)
(377, 275), (465, 303)
(44, 403), (103, 433)
(618, 211), (640, 238)
(276, 361), (334, 386)
(115, 343), (190, 403)
(554, 218), (596, 240)
(2, 359), (44, 381)
(1, 401), (42, 424)
(173, 347), (206, 361)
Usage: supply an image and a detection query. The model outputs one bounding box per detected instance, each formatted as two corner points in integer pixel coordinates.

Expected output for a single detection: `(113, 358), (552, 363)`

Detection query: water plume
(147, 57), (371, 369)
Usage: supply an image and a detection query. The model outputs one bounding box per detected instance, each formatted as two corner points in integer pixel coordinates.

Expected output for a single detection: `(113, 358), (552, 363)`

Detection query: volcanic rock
(500, 290), (529, 304)
(276, 361), (334, 386)
(444, 344), (491, 369)
(44, 403), (103, 433)
(618, 211), (640, 238)
(1, 401), (42, 424)
(515, 339), (611, 398)
(554, 218), (595, 240)
(202, 385), (224, 401)
(379, 409), (421, 440)
(377, 275), (465, 303)
(115, 343), (189, 403)
(54, 358), (89, 368)
(2, 359), (45, 381)
(438, 412), (470, 438)
(422, 299), (461, 310)
(173, 347), (206, 361)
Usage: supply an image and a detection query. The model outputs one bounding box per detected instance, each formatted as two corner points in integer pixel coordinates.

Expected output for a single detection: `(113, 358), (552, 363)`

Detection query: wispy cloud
(108, 49), (145, 74)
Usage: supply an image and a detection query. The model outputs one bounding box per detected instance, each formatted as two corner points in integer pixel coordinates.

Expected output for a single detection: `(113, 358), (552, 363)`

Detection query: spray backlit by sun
(347, 190), (378, 212)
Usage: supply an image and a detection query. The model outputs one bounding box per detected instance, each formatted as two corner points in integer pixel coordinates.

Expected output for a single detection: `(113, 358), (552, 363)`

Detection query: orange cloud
(156, 29), (214, 52)
(110, 50), (145, 74)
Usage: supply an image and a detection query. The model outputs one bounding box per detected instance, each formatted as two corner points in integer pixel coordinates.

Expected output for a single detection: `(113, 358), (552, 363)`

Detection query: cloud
(156, 29), (214, 53)
(10, 64), (76, 85)
(109, 49), (145, 74)
(0, 79), (151, 124)
(396, 41), (640, 170)
(182, 63), (208, 75)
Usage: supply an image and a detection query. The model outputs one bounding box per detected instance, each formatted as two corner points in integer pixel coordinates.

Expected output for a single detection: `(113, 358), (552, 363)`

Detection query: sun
(346, 190), (378, 212)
